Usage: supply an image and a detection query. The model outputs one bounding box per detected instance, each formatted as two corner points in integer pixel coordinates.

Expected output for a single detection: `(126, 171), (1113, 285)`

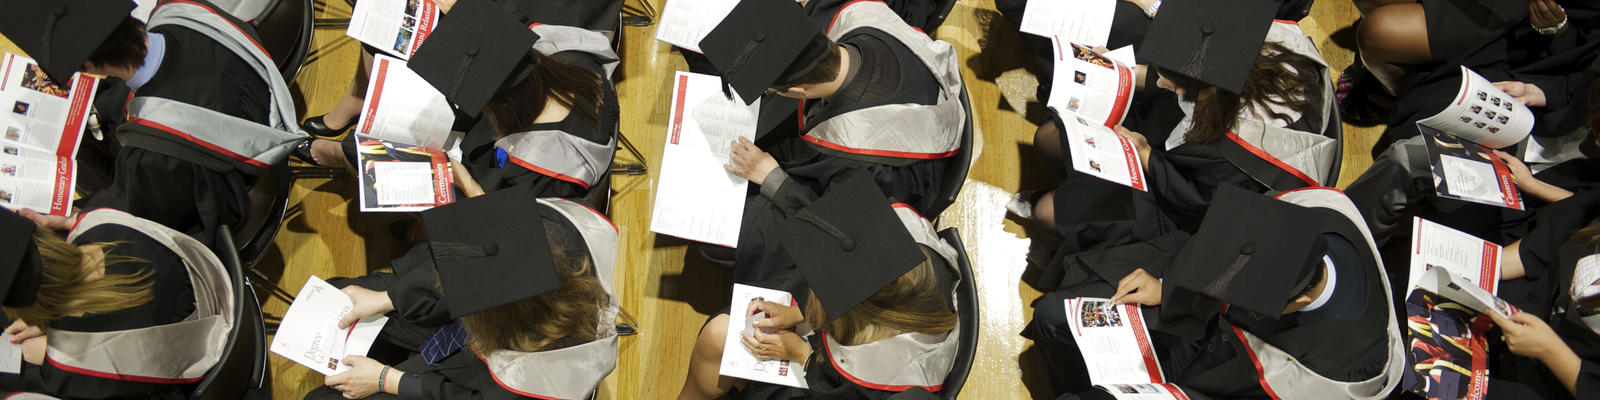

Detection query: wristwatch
(1145, 0), (1163, 18)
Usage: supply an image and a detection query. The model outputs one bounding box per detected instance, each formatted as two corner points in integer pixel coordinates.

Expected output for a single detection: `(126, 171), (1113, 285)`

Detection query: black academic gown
(310, 204), (602, 400)
(1474, 189), (1600, 399)
(777, 29), (953, 216)
(731, 255), (959, 400)
(0, 225), (198, 399)
(81, 22), (271, 249)
(1375, 0), (1600, 154)
(1023, 213), (1392, 399)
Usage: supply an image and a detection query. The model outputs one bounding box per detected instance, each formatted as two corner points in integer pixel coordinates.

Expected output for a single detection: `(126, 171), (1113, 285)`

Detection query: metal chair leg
(622, 0), (656, 26)
(609, 132), (648, 175)
(313, 18), (350, 29)
(248, 268), (297, 303)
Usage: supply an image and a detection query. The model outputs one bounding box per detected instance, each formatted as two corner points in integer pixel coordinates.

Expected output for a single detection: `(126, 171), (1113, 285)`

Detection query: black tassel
(794, 210), (855, 251)
(1202, 252), (1252, 299)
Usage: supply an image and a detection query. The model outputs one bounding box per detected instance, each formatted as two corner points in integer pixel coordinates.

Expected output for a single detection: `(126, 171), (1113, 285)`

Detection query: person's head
(460, 217), (611, 354)
(1, 229), (152, 330)
(1280, 259), (1329, 314)
(768, 42), (845, 100)
(481, 54), (605, 138)
(79, 17), (147, 77)
(802, 248), (957, 346)
(1159, 41), (1323, 144)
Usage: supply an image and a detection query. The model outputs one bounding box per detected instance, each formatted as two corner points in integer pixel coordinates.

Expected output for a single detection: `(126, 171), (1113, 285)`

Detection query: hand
(429, 0), (456, 13)
(338, 285), (394, 329)
(19, 335), (45, 366)
(1113, 126), (1152, 169)
(16, 208), (74, 232)
(1493, 81), (1548, 107)
(725, 137), (779, 185)
(1529, 0), (1568, 36)
(449, 161), (485, 198)
(746, 300), (804, 330)
(1494, 150), (1534, 184)
(6, 319), (44, 343)
(1111, 268), (1162, 306)
(325, 355), (396, 399)
(1491, 311), (1572, 360)
(742, 329), (811, 361)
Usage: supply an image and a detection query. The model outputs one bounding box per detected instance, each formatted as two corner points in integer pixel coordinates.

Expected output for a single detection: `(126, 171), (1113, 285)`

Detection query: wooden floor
(0, 0), (1375, 399)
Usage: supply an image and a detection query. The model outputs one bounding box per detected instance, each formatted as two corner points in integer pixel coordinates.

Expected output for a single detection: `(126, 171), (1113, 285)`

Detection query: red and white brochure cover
(1408, 217), (1502, 295)
(0, 53), (97, 216)
(346, 0), (441, 60)
(1048, 42), (1136, 128)
(1060, 115), (1147, 191)
(355, 136), (455, 213)
(1066, 297), (1191, 399)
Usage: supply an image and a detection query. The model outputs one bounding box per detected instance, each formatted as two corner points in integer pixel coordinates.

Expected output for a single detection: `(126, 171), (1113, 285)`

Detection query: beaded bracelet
(1535, 15), (1567, 36)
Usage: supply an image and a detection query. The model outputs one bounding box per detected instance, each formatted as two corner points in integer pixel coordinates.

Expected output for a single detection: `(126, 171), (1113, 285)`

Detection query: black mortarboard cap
(1162, 187), (1328, 322)
(1140, 0), (1275, 95)
(409, 0), (540, 118)
(421, 185), (561, 319)
(0, 212), (42, 308)
(698, 0), (834, 105)
(780, 175), (926, 320)
(0, 0), (135, 85)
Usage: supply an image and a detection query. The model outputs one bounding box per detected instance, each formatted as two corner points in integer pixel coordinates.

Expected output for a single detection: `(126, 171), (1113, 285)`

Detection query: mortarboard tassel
(449, 49), (478, 101)
(1181, 33), (1213, 82)
(431, 241), (500, 264)
(1201, 252), (1251, 299)
(39, 6), (64, 76)
(793, 210), (856, 251)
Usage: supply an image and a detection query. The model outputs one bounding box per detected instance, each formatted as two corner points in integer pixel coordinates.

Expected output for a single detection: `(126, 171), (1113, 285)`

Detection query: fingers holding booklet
(270, 276), (390, 376)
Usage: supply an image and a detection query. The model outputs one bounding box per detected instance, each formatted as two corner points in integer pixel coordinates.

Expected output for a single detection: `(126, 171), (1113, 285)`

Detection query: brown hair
(775, 44), (844, 89)
(1166, 42), (1323, 144)
(81, 17), (148, 72)
(460, 218), (610, 354)
(482, 54), (605, 138)
(803, 248), (957, 346)
(1573, 217), (1600, 246)
(2, 230), (153, 330)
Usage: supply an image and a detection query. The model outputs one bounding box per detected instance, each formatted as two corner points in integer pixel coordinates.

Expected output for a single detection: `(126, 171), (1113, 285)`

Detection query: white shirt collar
(1299, 254), (1337, 313)
(126, 32), (165, 91)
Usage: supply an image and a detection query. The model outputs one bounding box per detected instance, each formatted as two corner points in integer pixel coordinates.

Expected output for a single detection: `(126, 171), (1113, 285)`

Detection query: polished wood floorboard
(0, 0), (1372, 398)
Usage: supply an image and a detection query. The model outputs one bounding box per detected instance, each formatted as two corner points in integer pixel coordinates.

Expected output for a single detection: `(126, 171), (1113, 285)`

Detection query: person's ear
(782, 85), (810, 98)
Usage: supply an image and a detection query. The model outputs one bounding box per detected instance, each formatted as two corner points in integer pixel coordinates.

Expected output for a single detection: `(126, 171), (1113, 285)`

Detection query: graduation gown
(735, 207), (963, 400)
(455, 25), (620, 199)
(1023, 189), (1405, 399)
(312, 198), (617, 400)
(766, 0), (966, 216)
(81, 0), (305, 247)
(1376, 0), (1600, 153)
(0, 209), (233, 399)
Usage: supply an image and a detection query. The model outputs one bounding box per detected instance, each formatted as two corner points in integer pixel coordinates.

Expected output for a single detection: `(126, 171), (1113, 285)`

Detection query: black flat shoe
(302, 115), (352, 139)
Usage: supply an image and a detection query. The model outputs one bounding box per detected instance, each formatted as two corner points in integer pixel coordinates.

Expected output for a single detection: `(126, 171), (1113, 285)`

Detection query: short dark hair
(82, 17), (147, 71)
(773, 43), (843, 89)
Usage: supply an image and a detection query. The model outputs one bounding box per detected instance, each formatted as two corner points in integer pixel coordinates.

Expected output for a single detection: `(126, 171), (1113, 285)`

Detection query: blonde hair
(804, 248), (958, 346)
(460, 218), (610, 353)
(1, 230), (153, 330)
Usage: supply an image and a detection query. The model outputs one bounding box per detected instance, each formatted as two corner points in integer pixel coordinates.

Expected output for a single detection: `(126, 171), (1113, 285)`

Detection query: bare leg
(1358, 4), (1432, 94)
(322, 50), (375, 129)
(1033, 191), (1057, 230)
(677, 315), (738, 400)
(1033, 120), (1067, 178)
(309, 139), (348, 168)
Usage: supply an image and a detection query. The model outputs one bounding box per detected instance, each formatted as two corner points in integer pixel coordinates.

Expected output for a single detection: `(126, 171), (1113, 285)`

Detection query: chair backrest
(232, 162), (291, 271)
(936, 228), (978, 399)
(930, 0), (960, 33)
(927, 85), (975, 217)
(250, 0), (313, 82)
(191, 227), (268, 399)
(1321, 97), (1344, 186)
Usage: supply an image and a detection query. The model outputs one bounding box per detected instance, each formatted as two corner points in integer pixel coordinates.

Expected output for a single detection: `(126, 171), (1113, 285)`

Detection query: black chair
(936, 228), (978, 399)
(233, 161), (296, 302)
(1321, 94), (1344, 187)
(930, 0), (961, 33)
(927, 85), (975, 218)
(250, 0), (314, 83)
(191, 226), (271, 399)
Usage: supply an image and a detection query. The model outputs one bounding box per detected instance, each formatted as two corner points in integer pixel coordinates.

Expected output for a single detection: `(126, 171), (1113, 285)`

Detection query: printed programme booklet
(270, 276), (389, 376)
(650, 71), (760, 247)
(1065, 297), (1192, 400)
(720, 284), (808, 389)
(353, 55), (459, 212)
(0, 53), (98, 216)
